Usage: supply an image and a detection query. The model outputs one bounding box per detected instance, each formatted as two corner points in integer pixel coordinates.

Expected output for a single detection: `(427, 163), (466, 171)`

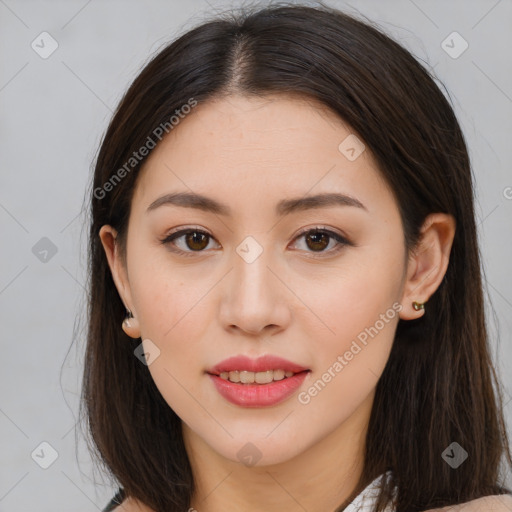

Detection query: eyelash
(159, 226), (351, 259)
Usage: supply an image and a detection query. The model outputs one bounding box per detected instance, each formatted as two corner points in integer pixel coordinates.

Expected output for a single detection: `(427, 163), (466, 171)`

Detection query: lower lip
(208, 371), (310, 407)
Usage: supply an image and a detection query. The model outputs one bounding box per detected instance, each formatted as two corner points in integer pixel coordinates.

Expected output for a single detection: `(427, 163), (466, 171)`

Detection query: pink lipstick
(206, 355), (310, 407)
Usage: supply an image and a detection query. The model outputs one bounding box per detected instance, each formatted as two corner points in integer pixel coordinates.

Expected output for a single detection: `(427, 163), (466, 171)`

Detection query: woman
(81, 3), (512, 511)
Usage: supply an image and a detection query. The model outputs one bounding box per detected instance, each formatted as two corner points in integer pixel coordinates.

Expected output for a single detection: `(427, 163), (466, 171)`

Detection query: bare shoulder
(426, 494), (512, 511)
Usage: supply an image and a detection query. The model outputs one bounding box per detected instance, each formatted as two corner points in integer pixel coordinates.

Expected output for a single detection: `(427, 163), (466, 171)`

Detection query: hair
(79, 2), (512, 511)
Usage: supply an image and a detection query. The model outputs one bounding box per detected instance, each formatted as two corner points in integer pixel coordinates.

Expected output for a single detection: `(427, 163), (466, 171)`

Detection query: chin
(209, 433), (311, 468)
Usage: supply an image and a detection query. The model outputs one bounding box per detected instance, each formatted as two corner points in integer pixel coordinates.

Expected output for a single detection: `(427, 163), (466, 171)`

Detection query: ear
(98, 225), (137, 318)
(399, 213), (456, 320)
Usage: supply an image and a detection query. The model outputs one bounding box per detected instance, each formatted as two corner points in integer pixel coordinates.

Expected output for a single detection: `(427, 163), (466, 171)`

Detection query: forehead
(132, 94), (392, 216)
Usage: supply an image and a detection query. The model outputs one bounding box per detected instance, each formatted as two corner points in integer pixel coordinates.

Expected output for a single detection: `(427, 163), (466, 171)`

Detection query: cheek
(301, 248), (402, 346)
(312, 293), (398, 373)
(129, 244), (210, 341)
(296, 256), (401, 406)
(298, 296), (398, 416)
(133, 280), (209, 422)
(135, 279), (210, 372)
(127, 256), (215, 410)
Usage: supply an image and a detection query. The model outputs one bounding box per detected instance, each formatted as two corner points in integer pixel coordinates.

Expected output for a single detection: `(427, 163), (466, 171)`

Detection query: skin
(100, 94), (457, 512)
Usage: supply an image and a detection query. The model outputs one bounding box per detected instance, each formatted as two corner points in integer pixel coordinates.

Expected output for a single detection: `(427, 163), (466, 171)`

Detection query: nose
(218, 245), (291, 337)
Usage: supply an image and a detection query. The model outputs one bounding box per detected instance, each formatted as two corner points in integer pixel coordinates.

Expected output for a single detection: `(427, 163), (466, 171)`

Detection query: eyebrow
(146, 191), (367, 216)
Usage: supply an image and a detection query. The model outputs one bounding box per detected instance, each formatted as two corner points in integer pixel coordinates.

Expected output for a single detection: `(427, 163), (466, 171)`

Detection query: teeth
(228, 371), (240, 383)
(240, 370), (254, 384)
(218, 369), (296, 384)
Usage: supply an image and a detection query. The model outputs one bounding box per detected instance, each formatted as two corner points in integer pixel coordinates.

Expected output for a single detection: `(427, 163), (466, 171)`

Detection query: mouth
(206, 355), (311, 407)
(208, 369), (309, 384)
(207, 354), (310, 377)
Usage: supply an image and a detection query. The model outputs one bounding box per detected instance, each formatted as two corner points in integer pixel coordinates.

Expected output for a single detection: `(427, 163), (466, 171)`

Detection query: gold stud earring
(412, 301), (425, 311)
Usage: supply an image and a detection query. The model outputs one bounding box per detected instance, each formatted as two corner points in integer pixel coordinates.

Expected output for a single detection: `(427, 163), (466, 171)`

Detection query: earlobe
(399, 213), (456, 321)
(121, 308), (142, 339)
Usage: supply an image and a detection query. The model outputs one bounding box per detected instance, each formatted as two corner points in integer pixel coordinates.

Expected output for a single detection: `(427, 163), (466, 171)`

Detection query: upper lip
(207, 355), (310, 375)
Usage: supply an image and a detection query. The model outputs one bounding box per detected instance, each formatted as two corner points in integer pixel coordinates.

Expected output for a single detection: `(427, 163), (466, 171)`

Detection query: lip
(207, 355), (309, 375)
(208, 371), (310, 407)
(206, 355), (310, 408)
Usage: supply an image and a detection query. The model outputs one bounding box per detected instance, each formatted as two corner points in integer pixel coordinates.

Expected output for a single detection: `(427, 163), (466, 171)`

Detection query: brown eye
(160, 228), (218, 256)
(183, 231), (209, 251)
(304, 231), (330, 252)
(292, 228), (350, 257)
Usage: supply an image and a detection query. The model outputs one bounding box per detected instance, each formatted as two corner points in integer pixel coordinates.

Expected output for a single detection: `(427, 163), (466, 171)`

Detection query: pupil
(187, 232), (208, 250)
(307, 232), (328, 251)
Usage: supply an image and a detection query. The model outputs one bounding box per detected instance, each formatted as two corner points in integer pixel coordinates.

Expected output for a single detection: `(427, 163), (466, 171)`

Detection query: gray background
(1, 0), (511, 510)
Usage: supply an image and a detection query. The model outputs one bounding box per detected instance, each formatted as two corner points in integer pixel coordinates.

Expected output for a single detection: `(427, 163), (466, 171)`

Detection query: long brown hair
(78, 3), (512, 511)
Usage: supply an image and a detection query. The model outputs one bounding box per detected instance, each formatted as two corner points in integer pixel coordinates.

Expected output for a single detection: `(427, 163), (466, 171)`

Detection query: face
(101, 94), (410, 467)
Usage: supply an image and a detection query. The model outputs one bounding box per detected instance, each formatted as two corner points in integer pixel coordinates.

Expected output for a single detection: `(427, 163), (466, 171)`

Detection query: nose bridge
(234, 234), (277, 304)
(219, 233), (288, 334)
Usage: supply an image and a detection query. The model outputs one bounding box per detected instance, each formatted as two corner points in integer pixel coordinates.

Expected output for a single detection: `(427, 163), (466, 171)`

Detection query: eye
(160, 227), (219, 257)
(160, 226), (351, 258)
(290, 227), (350, 257)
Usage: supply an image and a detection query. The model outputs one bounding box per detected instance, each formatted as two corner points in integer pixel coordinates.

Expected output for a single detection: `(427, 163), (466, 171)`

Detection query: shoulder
(426, 494), (512, 511)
